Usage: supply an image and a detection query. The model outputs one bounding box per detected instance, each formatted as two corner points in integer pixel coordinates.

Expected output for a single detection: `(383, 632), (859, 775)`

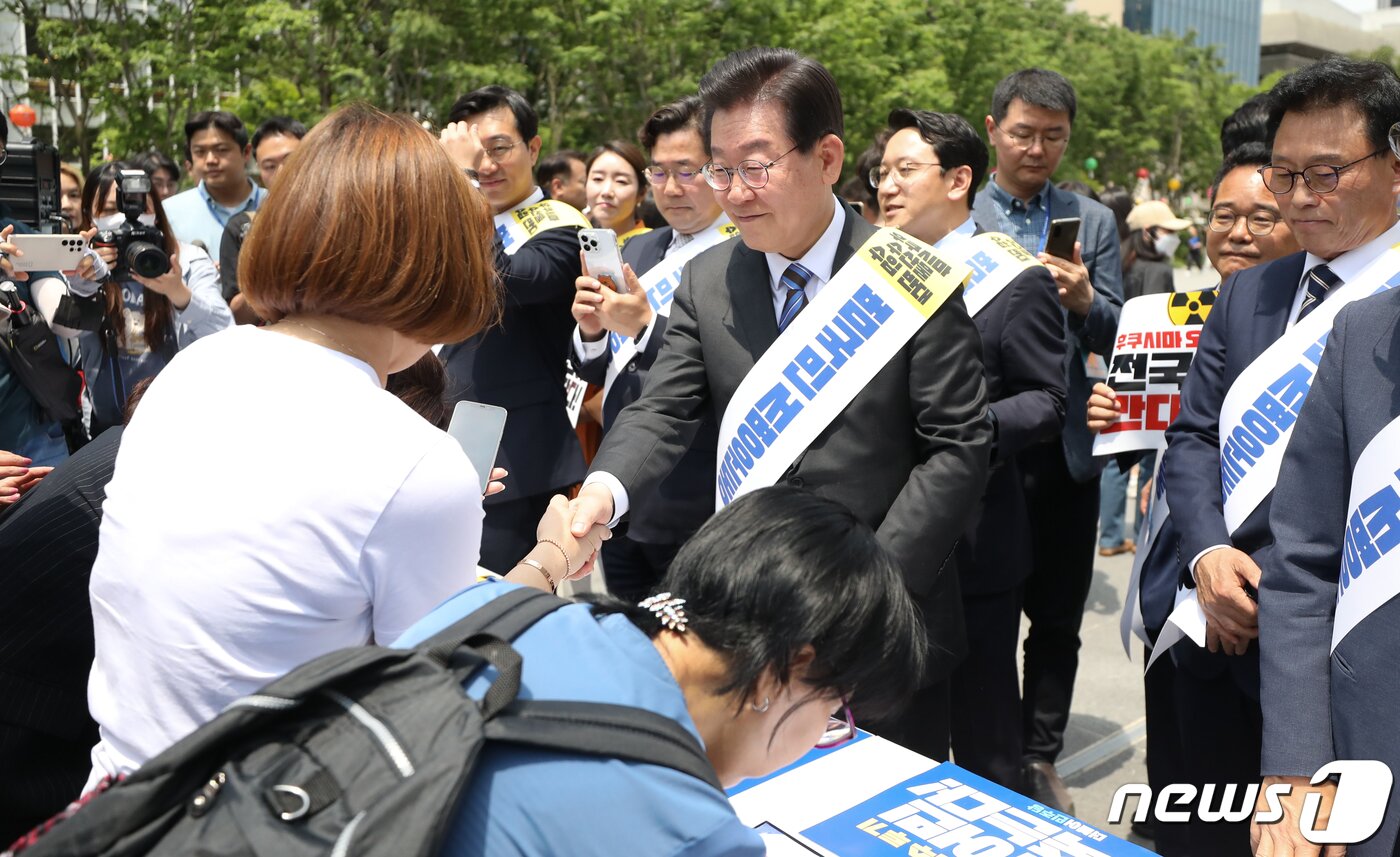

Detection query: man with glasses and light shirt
(569, 96), (735, 602)
(565, 47), (992, 760)
(1240, 58), (1400, 857)
(438, 85), (589, 574)
(970, 67), (1123, 814)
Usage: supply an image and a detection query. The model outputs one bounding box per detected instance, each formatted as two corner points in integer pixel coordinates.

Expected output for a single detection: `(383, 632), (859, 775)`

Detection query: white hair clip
(639, 592), (689, 633)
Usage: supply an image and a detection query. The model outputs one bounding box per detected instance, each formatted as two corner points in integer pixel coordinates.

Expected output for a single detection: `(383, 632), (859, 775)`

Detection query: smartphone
(9, 234), (90, 272)
(1044, 217), (1082, 260)
(579, 228), (626, 292)
(446, 400), (508, 493)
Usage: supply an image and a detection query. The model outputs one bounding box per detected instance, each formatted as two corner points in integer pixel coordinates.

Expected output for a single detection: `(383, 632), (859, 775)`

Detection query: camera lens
(126, 241), (171, 279)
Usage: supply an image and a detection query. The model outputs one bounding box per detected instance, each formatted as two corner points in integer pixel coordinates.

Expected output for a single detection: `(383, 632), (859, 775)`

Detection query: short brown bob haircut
(241, 102), (499, 345)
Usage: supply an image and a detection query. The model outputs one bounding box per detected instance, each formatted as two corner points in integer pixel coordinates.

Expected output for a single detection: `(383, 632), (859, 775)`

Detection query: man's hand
(439, 122), (484, 172)
(1038, 240), (1095, 317)
(573, 253), (607, 341)
(569, 482), (615, 539)
(1195, 546), (1261, 656)
(1252, 775), (1345, 857)
(573, 259), (653, 340)
(1087, 382), (1120, 434)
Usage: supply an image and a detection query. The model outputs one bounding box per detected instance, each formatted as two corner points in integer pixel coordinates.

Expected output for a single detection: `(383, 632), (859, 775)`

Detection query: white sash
(945, 231), (1041, 317)
(1093, 290), (1212, 457)
(1219, 245), (1400, 533)
(715, 228), (970, 510)
(493, 198), (589, 257)
(1333, 414), (1400, 651)
(601, 219), (740, 403)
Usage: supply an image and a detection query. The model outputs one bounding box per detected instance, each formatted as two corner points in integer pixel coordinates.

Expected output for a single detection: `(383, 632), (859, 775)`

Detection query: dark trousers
(0, 721), (95, 843)
(950, 586), (1025, 789)
(1143, 651), (1191, 857)
(880, 680), (951, 762)
(1020, 442), (1099, 763)
(479, 492), (555, 575)
(1173, 657), (1262, 857)
(602, 535), (680, 604)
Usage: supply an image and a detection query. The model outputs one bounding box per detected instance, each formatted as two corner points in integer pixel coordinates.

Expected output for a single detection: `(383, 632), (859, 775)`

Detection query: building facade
(1123, 0), (1263, 84)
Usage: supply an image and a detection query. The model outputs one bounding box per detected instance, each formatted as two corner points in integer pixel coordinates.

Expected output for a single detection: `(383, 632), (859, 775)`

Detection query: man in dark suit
(570, 96), (728, 602)
(0, 426), (120, 841)
(876, 108), (1065, 787)
(437, 86), (586, 573)
(567, 48), (992, 760)
(1249, 58), (1400, 857)
(971, 67), (1123, 810)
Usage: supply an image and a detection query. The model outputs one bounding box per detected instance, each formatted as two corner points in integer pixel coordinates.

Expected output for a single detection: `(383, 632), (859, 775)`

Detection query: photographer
(79, 162), (231, 433)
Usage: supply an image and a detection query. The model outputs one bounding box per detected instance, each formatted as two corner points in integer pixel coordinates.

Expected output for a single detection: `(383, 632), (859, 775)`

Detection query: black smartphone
(1044, 217), (1082, 260)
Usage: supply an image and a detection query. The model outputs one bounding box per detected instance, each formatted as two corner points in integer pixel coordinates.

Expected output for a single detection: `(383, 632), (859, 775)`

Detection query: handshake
(510, 490), (616, 594)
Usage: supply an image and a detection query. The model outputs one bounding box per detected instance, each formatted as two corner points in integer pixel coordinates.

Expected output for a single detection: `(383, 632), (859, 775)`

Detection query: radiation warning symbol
(1167, 289), (1217, 326)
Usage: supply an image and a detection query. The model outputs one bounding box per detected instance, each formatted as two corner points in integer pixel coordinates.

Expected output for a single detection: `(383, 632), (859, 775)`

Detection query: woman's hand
(1, 224), (27, 282)
(69, 228), (106, 282)
(0, 450), (52, 504)
(484, 467), (508, 498)
(131, 244), (191, 310)
(537, 494), (609, 579)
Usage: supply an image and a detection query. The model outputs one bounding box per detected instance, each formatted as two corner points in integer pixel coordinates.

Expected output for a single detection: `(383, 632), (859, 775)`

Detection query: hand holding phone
(447, 401), (508, 494)
(1044, 217), (1081, 261)
(8, 234), (91, 272)
(579, 228), (625, 292)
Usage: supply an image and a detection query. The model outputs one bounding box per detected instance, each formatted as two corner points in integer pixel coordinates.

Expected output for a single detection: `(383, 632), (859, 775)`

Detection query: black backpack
(8, 587), (721, 857)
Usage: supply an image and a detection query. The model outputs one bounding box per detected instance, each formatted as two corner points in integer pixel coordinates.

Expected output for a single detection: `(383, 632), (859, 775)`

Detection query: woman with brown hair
(81, 103), (606, 790)
(586, 140), (650, 244)
(79, 162), (232, 433)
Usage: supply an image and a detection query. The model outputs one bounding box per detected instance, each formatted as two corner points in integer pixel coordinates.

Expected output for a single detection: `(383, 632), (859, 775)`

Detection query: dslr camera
(92, 170), (171, 280)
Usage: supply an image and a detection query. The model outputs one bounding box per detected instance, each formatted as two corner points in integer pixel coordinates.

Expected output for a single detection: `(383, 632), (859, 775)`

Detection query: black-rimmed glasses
(1258, 147), (1387, 195)
(1207, 209), (1281, 236)
(814, 702), (856, 750)
(703, 144), (800, 191)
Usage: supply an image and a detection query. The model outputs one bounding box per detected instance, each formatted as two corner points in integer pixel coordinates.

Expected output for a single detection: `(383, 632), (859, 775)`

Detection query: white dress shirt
(585, 199), (847, 524)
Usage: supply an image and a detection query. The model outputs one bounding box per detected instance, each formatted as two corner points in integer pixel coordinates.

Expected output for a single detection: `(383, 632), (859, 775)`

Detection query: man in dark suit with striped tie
(570, 97), (727, 602)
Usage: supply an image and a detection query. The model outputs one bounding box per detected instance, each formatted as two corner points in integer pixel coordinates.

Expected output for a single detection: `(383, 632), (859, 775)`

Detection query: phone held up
(1044, 217), (1081, 261)
(579, 228), (626, 292)
(447, 400), (508, 496)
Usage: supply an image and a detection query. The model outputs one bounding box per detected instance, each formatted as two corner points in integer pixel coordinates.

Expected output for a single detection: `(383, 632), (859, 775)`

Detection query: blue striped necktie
(1297, 263), (1342, 322)
(778, 262), (815, 333)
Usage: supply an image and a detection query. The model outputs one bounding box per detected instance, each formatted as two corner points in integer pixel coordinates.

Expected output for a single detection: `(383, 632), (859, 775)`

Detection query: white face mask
(1153, 230), (1181, 259)
(92, 213), (125, 231)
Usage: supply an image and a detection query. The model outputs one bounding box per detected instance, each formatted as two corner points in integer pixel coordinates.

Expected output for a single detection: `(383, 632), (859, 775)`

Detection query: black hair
(697, 47), (844, 153)
(1220, 92), (1271, 157)
(1265, 56), (1400, 152)
(888, 108), (989, 207)
(1097, 186), (1134, 241)
(587, 486), (927, 719)
(1211, 141), (1272, 202)
(447, 85), (539, 142)
(536, 149), (584, 191)
(251, 117), (308, 155)
(991, 68), (1077, 126)
(386, 352), (450, 430)
(138, 149), (180, 184)
(845, 131), (889, 212)
(639, 95), (704, 151)
(184, 110), (249, 149)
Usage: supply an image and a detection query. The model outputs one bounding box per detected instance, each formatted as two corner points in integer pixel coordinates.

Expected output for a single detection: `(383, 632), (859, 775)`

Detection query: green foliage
(2, 0), (1249, 192)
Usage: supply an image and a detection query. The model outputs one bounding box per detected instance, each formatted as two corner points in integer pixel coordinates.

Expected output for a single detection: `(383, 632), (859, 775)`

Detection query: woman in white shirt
(84, 103), (605, 790)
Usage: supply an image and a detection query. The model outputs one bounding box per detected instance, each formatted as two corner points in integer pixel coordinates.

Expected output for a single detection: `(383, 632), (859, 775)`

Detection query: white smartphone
(579, 228), (626, 292)
(9, 234), (90, 272)
(447, 400), (508, 493)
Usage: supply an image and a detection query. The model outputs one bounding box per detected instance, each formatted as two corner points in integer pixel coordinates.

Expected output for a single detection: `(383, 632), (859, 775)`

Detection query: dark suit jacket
(1152, 252), (1303, 686)
(973, 184), (1123, 483)
(958, 235), (1067, 595)
(576, 226), (718, 545)
(440, 224), (586, 502)
(591, 203), (993, 682)
(1260, 284), (1400, 856)
(0, 426), (121, 840)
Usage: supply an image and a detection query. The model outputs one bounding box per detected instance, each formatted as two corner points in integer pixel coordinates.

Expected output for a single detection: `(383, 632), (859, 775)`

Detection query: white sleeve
(582, 471), (628, 527)
(360, 434), (484, 644)
(1188, 544), (1232, 584)
(572, 324), (609, 362)
(175, 243), (234, 342)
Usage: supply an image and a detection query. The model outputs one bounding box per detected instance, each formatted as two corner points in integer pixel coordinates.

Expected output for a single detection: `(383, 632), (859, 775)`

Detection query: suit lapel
(727, 242), (779, 362)
(1253, 252), (1306, 349)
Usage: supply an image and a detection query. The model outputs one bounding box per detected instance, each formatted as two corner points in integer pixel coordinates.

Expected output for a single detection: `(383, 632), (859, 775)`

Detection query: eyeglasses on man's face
(1257, 147), (1387, 195)
(994, 123), (1069, 152)
(1208, 208), (1281, 236)
(703, 144), (800, 191)
(645, 165), (704, 187)
(869, 162), (943, 189)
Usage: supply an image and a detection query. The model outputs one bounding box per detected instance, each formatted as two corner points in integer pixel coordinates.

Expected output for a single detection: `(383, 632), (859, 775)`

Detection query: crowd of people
(0, 43), (1397, 856)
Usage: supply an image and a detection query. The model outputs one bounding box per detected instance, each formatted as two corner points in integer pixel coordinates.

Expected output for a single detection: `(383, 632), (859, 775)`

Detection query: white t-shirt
(85, 324), (482, 787)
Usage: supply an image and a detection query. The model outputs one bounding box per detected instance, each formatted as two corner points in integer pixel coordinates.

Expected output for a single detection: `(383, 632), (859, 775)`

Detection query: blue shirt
(985, 178), (1052, 255)
(161, 180), (266, 259)
(394, 583), (764, 857)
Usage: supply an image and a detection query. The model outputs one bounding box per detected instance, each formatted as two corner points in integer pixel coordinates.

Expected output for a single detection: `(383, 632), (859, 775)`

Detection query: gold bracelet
(537, 539), (572, 579)
(515, 558), (557, 594)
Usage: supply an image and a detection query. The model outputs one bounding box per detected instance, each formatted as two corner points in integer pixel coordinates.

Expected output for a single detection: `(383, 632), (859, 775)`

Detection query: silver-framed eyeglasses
(482, 140), (519, 163)
(703, 144), (800, 191)
(994, 123), (1068, 151)
(869, 162), (943, 189)
(814, 702), (856, 750)
(645, 165), (704, 186)
(1258, 147), (1387, 195)
(1207, 208), (1281, 236)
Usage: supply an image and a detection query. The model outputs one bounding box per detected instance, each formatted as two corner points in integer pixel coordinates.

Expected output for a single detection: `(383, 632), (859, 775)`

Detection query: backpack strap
(484, 699), (724, 793)
(419, 585), (568, 665)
